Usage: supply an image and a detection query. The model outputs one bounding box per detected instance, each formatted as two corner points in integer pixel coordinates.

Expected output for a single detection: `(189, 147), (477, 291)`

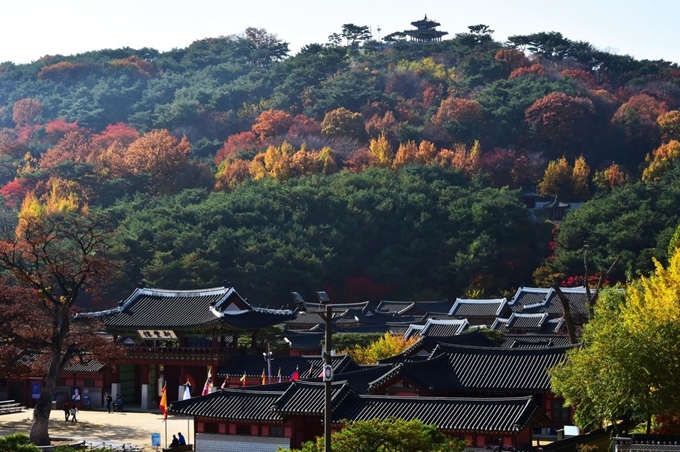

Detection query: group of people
(169, 432), (187, 448)
(104, 392), (124, 413)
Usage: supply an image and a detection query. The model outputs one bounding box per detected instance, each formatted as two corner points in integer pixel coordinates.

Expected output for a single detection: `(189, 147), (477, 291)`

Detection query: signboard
(323, 365), (333, 382)
(151, 433), (161, 447)
(138, 330), (177, 340)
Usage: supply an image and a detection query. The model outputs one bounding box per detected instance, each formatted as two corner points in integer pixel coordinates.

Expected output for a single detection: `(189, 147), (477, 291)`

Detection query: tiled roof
(275, 380), (353, 417)
(405, 319), (469, 339)
(432, 344), (576, 393)
(508, 287), (550, 310)
(376, 300), (452, 315)
(283, 332), (323, 351)
(169, 388), (283, 421)
(506, 313), (550, 330)
(448, 298), (508, 317)
(169, 383), (550, 434)
(502, 334), (575, 348)
(509, 287), (592, 319)
(541, 288), (591, 317)
(301, 301), (370, 312)
(382, 330), (502, 363)
(81, 286), (294, 330)
(217, 354), (358, 379)
(368, 353), (458, 394)
(17, 350), (107, 374)
(338, 394), (550, 433)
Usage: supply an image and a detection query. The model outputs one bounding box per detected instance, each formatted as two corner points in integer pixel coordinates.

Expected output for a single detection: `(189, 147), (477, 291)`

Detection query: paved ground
(0, 407), (193, 450)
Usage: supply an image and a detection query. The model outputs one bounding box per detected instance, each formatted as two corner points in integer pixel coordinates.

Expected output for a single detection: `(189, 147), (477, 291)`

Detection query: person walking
(70, 405), (78, 422)
(105, 392), (113, 413)
(63, 402), (71, 421)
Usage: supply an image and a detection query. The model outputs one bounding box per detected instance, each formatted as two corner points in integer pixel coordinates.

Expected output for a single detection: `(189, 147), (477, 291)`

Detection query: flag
(291, 366), (299, 381)
(221, 375), (228, 389)
(202, 366), (213, 396)
(182, 380), (192, 400)
(159, 383), (168, 421)
(261, 369), (266, 385)
(277, 367), (281, 383)
(307, 363), (314, 378)
(239, 371), (246, 387)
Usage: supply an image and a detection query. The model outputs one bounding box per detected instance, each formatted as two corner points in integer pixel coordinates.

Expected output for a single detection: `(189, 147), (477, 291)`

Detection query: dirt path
(0, 408), (192, 449)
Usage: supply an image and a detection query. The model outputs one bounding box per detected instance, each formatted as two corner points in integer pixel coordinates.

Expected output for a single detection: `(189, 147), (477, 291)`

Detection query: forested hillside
(1, 23), (680, 307)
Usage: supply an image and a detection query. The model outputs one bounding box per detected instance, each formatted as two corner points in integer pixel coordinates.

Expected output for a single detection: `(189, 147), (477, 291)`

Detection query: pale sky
(2, 0), (679, 65)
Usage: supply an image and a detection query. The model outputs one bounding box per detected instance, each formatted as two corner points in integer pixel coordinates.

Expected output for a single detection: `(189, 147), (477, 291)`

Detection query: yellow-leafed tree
(341, 333), (418, 364)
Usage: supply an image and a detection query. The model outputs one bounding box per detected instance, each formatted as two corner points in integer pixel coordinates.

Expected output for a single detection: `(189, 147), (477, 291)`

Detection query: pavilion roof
(79, 286), (294, 331)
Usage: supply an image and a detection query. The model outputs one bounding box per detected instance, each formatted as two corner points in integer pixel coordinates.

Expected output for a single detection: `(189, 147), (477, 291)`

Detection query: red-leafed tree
(214, 131), (262, 166)
(287, 114), (322, 136)
(43, 119), (85, 145)
(0, 206), (123, 446)
(525, 92), (595, 156)
(91, 122), (140, 150)
(0, 178), (33, 208)
(611, 94), (666, 160)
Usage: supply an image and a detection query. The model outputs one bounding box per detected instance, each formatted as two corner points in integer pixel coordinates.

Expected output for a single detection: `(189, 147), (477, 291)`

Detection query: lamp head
(316, 291), (330, 304)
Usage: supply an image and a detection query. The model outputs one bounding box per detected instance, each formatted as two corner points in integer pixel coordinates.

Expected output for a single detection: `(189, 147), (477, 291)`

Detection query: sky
(2, 0), (679, 65)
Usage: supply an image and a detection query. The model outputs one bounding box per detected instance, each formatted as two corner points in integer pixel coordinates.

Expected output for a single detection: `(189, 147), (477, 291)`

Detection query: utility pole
(317, 291), (332, 452)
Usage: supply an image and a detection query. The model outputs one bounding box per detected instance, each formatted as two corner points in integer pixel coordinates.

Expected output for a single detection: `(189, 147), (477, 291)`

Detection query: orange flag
(159, 383), (168, 421)
(261, 369), (266, 385)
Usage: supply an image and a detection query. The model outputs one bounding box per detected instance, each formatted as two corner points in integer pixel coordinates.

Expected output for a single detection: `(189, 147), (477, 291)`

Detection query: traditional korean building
(169, 380), (550, 451)
(78, 285), (295, 406)
(402, 15), (449, 42)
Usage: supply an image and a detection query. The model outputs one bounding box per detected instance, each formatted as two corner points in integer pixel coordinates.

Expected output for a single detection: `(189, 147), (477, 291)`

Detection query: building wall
(195, 433), (290, 452)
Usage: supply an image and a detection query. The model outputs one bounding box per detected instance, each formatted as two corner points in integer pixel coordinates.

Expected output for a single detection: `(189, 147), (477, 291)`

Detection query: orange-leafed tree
(509, 63), (546, 79)
(12, 98), (42, 127)
(642, 140), (680, 182)
(38, 131), (95, 171)
(0, 128), (28, 159)
(252, 109), (294, 138)
(123, 129), (192, 195)
(430, 97), (484, 144)
(215, 159), (252, 191)
(657, 110), (680, 143)
(494, 48), (531, 70)
(0, 201), (123, 446)
(365, 111), (398, 141)
(593, 163), (631, 192)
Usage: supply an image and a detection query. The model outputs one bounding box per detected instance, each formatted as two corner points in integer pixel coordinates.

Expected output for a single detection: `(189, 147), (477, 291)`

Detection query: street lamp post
(263, 345), (273, 384)
(317, 291), (332, 452)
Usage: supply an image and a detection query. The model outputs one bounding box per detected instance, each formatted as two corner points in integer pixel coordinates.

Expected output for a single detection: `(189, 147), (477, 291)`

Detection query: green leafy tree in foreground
(550, 245), (680, 433)
(281, 417), (467, 452)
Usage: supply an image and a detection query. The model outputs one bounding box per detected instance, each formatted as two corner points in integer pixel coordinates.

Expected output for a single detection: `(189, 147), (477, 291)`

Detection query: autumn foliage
(341, 333), (418, 364)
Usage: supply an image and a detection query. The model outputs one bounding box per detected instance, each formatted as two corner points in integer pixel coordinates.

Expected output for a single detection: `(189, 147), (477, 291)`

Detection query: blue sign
(151, 433), (161, 447)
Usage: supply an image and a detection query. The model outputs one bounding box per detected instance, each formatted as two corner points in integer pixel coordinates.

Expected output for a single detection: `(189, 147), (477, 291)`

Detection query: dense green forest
(2, 23), (680, 307)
